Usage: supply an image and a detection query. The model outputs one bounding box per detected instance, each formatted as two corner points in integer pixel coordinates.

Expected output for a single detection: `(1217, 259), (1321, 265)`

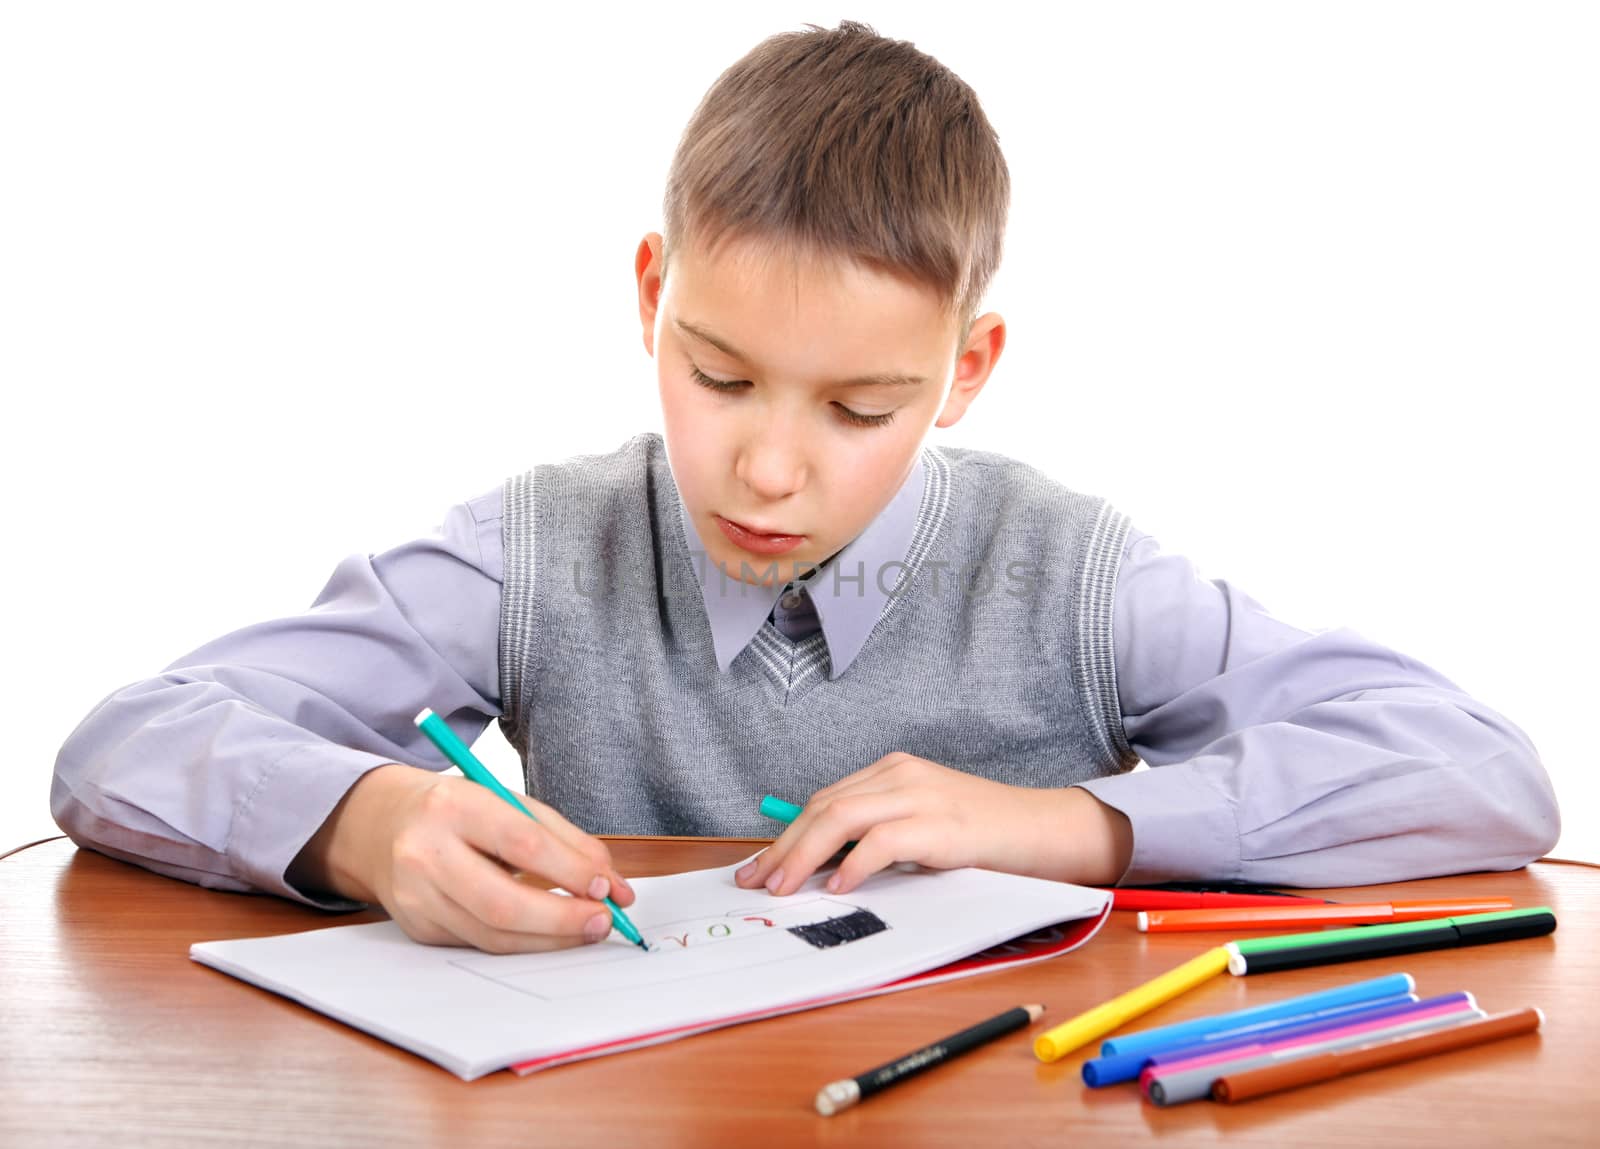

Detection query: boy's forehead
(669, 235), (954, 353)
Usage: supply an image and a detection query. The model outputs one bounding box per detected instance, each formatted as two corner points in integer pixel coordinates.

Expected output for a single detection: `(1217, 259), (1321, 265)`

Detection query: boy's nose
(735, 431), (807, 501)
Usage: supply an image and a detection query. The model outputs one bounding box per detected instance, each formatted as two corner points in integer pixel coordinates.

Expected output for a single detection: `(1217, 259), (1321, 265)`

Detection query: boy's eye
(688, 366), (897, 429)
(689, 366), (747, 394)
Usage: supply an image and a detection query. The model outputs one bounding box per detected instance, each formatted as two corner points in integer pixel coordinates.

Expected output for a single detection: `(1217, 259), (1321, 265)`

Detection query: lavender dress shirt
(51, 460), (1560, 908)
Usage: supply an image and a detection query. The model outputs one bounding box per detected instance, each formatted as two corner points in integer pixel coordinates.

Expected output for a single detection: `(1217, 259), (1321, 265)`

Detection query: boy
(52, 21), (1558, 955)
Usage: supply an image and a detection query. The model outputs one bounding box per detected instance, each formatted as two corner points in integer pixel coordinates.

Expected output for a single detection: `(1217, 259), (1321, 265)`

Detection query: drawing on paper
(448, 896), (893, 1001)
(638, 896), (881, 953)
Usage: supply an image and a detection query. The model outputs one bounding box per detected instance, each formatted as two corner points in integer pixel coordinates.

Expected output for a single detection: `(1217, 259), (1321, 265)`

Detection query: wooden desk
(2, 837), (1595, 1147)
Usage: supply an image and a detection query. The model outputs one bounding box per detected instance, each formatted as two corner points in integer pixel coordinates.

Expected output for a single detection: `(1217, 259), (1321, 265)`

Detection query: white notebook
(191, 856), (1111, 1080)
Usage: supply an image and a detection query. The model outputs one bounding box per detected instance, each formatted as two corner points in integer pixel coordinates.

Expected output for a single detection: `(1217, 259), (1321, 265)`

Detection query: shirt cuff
(226, 742), (401, 911)
(1074, 762), (1243, 885)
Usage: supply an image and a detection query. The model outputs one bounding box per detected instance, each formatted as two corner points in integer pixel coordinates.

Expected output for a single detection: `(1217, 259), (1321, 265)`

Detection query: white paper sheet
(191, 857), (1110, 1080)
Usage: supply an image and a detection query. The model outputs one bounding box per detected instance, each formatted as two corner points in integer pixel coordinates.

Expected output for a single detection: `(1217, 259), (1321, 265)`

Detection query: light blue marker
(414, 707), (647, 951)
(1098, 971), (1416, 1059)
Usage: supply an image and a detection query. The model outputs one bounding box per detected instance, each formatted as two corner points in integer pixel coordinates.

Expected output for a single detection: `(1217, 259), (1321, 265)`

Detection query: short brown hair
(660, 20), (1010, 358)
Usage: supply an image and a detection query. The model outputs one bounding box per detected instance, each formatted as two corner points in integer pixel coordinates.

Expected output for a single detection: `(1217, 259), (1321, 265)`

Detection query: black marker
(814, 1004), (1044, 1116)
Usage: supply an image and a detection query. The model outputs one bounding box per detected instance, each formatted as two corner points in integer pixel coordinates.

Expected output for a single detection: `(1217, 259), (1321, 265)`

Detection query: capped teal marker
(414, 708), (647, 951)
(760, 795), (803, 824)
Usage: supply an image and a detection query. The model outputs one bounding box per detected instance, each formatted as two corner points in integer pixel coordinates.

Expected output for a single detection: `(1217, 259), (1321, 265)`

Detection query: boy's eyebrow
(674, 319), (927, 388)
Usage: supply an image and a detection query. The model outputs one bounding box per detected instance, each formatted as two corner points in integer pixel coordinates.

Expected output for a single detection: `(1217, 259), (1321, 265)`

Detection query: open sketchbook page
(190, 856), (1111, 1081)
(510, 904), (1113, 1075)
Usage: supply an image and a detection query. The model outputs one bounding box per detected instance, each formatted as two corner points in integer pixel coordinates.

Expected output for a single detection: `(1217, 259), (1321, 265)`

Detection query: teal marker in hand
(414, 708), (647, 951)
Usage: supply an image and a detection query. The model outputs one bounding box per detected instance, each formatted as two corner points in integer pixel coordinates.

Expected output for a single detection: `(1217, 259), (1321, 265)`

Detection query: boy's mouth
(715, 515), (808, 556)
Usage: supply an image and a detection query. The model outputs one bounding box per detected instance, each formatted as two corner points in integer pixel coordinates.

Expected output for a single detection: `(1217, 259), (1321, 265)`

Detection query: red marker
(1137, 898), (1516, 933)
(1104, 889), (1323, 912)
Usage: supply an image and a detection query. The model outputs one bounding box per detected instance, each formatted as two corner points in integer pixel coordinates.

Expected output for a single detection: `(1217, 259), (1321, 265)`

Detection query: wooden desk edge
(5, 832), (1596, 870)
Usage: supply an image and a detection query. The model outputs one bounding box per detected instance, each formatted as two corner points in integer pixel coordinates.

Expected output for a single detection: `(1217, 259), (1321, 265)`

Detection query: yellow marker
(1033, 946), (1231, 1062)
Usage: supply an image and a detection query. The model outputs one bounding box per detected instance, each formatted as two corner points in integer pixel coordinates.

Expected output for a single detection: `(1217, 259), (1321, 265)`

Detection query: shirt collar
(677, 453), (927, 679)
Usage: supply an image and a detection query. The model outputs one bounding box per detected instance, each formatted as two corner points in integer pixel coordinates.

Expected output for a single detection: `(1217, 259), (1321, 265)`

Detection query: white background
(2, 2), (1594, 863)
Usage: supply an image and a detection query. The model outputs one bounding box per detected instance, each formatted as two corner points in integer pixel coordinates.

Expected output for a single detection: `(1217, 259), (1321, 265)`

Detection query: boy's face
(636, 232), (1004, 586)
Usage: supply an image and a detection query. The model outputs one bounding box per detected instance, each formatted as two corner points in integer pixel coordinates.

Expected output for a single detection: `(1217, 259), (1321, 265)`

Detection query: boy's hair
(661, 20), (1009, 359)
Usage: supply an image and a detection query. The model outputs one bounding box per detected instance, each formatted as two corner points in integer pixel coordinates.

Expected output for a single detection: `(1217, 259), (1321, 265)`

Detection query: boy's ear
(934, 314), (1006, 429)
(636, 232), (665, 357)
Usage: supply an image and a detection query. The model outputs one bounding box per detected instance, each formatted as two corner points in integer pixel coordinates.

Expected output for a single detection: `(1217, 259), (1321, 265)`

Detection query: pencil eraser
(414, 707), (435, 725)
(1135, 912), (1148, 932)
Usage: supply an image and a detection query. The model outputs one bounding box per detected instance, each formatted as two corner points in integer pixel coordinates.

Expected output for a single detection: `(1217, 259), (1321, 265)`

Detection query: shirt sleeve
(1074, 527), (1562, 886)
(50, 487), (507, 909)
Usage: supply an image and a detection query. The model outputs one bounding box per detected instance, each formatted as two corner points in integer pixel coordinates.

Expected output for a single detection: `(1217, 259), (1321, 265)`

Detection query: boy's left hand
(733, 753), (1134, 896)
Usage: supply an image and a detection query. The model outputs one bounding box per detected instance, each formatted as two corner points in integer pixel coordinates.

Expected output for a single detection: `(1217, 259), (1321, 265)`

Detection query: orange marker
(1136, 898), (1515, 933)
(1211, 1007), (1543, 1103)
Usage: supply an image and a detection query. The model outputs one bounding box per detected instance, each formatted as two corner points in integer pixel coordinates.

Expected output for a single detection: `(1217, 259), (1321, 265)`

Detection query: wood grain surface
(2, 836), (1594, 1148)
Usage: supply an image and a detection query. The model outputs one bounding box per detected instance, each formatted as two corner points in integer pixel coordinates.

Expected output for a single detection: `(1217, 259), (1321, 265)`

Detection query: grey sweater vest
(497, 432), (1136, 836)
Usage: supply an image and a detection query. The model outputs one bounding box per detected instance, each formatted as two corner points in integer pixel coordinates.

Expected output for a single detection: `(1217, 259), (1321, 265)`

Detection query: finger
(441, 784), (616, 904)
(732, 777), (896, 896)
(764, 790), (921, 896)
(419, 874), (604, 955)
(605, 871), (636, 907)
(385, 883), (471, 948)
(737, 809), (837, 891)
(510, 792), (634, 906)
(736, 774), (908, 891)
(737, 808), (829, 890)
(384, 840), (484, 948)
(742, 753), (919, 887)
(825, 819), (933, 895)
(432, 832), (614, 943)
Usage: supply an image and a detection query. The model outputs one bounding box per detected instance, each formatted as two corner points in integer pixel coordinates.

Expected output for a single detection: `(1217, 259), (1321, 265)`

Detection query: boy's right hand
(289, 763), (636, 954)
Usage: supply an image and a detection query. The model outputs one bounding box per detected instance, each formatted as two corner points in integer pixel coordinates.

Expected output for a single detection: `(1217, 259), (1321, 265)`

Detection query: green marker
(414, 708), (647, 951)
(1224, 905), (1556, 975)
(1231, 906), (1557, 956)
